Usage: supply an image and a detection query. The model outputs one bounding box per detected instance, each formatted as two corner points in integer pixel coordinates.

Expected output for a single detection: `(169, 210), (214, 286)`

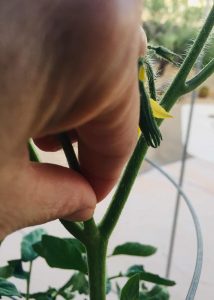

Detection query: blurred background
(142, 0), (214, 167)
(0, 1), (213, 299)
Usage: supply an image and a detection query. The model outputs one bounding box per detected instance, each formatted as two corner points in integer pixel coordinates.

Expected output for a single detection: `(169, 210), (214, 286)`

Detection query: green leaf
(112, 243), (157, 257)
(8, 260), (28, 280)
(59, 291), (75, 300)
(28, 293), (52, 300)
(126, 265), (145, 277)
(139, 272), (175, 287)
(33, 296), (52, 300)
(116, 282), (121, 298)
(106, 279), (111, 295)
(0, 265), (13, 279)
(125, 266), (175, 287)
(66, 238), (86, 254)
(0, 260), (28, 280)
(32, 240), (45, 257)
(139, 292), (148, 300)
(0, 277), (21, 297)
(59, 272), (89, 296)
(33, 235), (87, 273)
(69, 272), (89, 295)
(120, 274), (140, 300)
(28, 288), (57, 300)
(146, 285), (170, 300)
(21, 228), (46, 262)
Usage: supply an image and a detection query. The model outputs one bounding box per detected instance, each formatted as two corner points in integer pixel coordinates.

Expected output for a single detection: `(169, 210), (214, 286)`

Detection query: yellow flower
(138, 65), (173, 119)
(150, 99), (173, 119)
(138, 127), (141, 137)
(138, 99), (172, 137)
(139, 65), (146, 82)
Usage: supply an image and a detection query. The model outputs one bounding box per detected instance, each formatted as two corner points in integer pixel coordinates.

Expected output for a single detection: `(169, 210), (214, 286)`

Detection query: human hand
(0, 0), (146, 239)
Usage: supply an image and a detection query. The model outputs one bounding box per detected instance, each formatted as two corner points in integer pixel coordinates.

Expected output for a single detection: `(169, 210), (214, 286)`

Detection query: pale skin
(0, 0), (147, 240)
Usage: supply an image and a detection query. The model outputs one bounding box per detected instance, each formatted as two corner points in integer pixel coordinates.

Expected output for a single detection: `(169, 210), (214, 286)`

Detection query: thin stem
(58, 133), (80, 172)
(58, 133), (97, 241)
(60, 220), (86, 242)
(58, 133), (98, 241)
(99, 136), (148, 238)
(108, 274), (123, 281)
(26, 262), (33, 300)
(86, 236), (108, 300)
(161, 5), (214, 111)
(84, 219), (99, 238)
(184, 58), (214, 94)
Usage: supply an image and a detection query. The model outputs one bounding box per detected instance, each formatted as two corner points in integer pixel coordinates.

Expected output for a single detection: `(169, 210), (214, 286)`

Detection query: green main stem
(58, 133), (108, 300)
(99, 136), (148, 238)
(86, 236), (108, 300)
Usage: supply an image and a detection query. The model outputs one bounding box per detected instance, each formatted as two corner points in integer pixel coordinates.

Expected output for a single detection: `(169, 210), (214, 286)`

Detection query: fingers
(32, 16), (146, 202)
(139, 27), (147, 56)
(33, 27), (145, 201)
(34, 130), (78, 152)
(0, 160), (96, 239)
(77, 80), (140, 201)
(23, 162), (96, 221)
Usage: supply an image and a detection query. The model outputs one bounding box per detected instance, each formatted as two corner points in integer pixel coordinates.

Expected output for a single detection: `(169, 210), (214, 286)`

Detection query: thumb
(139, 27), (147, 56)
(0, 160), (96, 239)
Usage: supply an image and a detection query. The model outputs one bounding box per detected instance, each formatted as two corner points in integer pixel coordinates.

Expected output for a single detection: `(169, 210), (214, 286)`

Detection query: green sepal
(148, 45), (181, 66)
(139, 57), (157, 100)
(138, 79), (162, 148)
